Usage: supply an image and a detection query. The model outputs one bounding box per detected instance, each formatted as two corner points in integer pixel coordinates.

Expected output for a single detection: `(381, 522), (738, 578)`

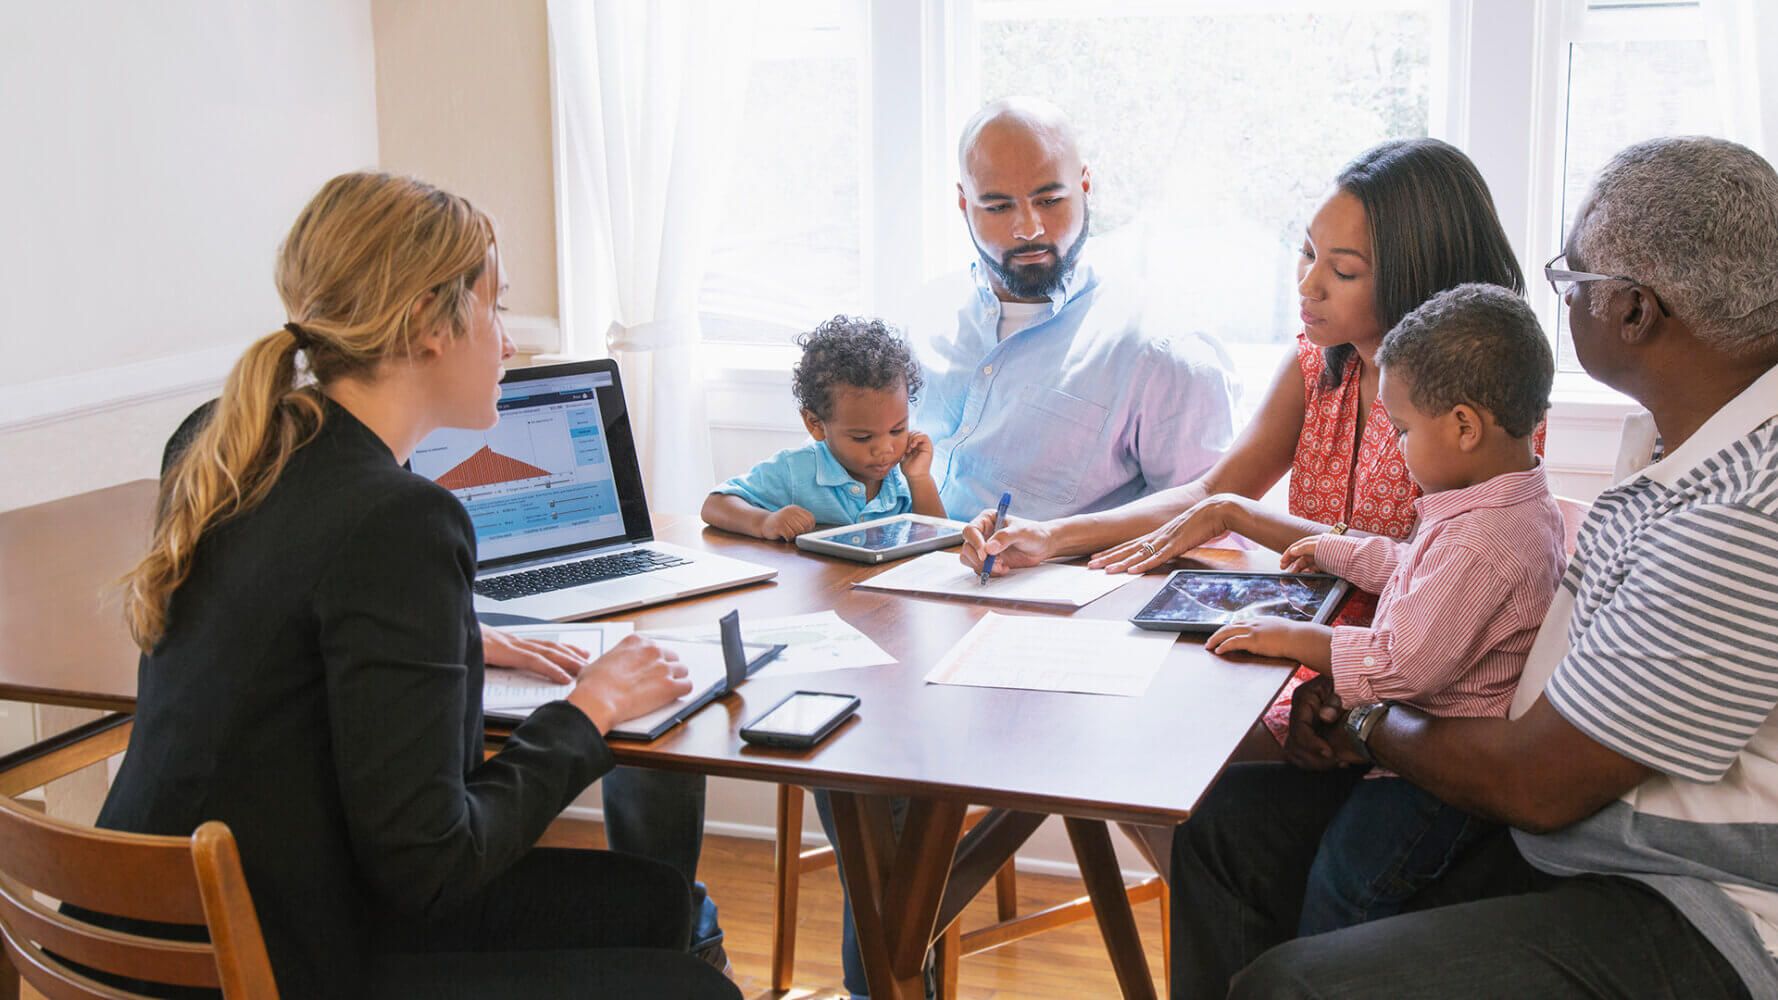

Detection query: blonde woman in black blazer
(100, 172), (739, 999)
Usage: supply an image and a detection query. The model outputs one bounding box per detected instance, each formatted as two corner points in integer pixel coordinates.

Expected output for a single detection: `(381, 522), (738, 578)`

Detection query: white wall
(0, 0), (380, 512)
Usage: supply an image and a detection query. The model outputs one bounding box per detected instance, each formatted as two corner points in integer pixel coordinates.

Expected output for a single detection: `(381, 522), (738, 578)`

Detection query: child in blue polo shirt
(701, 315), (946, 540)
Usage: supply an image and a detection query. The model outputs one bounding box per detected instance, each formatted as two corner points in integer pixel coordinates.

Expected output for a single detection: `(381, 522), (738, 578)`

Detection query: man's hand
(1280, 535), (1327, 574)
(899, 431), (935, 481)
(1281, 674), (1366, 770)
(1204, 618), (1334, 671)
(958, 511), (1055, 576)
(482, 625), (593, 684)
(760, 505), (817, 541)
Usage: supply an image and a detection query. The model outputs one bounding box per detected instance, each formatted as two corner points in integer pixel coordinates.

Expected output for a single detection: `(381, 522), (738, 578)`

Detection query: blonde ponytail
(123, 172), (496, 650)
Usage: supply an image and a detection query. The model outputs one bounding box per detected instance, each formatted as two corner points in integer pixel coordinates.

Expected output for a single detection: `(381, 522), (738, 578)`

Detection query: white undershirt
(996, 299), (1049, 341)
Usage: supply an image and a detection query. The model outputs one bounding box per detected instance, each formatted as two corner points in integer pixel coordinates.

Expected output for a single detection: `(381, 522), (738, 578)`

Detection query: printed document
(854, 552), (1138, 608)
(482, 622), (632, 714)
(923, 612), (1177, 696)
(640, 610), (894, 678)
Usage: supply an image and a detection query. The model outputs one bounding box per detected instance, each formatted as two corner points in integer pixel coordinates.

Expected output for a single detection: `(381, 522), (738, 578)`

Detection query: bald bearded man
(908, 97), (1237, 522)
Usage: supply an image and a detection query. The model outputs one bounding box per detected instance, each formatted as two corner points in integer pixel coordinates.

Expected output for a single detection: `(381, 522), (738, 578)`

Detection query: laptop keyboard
(474, 548), (691, 601)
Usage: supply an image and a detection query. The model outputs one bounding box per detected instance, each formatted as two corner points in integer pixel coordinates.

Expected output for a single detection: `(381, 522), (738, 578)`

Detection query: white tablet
(794, 513), (969, 564)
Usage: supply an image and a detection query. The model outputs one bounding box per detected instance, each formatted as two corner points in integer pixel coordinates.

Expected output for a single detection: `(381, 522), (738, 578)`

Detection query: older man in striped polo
(1170, 135), (1778, 999)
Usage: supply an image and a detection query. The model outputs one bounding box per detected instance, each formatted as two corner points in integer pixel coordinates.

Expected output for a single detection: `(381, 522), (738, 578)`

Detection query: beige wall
(0, 0), (380, 512)
(372, 0), (559, 319)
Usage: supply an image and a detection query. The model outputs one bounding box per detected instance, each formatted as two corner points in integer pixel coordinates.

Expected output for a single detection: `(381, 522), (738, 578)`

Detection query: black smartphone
(739, 691), (861, 749)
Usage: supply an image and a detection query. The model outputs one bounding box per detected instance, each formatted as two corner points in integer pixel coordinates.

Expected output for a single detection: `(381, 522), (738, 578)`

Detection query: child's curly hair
(791, 315), (924, 421)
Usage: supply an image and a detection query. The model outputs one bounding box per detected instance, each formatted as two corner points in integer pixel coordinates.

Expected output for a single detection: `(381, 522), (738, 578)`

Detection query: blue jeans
(1297, 775), (1494, 936)
(601, 766), (722, 951)
(1169, 763), (1748, 999)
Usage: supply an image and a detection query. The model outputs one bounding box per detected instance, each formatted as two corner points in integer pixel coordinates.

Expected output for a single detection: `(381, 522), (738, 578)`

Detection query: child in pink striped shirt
(1204, 283), (1566, 934)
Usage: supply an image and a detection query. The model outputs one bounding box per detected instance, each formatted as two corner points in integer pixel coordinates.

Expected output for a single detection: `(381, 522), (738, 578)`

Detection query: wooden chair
(1557, 495), (1592, 557)
(0, 794), (278, 999)
(771, 785), (1167, 996)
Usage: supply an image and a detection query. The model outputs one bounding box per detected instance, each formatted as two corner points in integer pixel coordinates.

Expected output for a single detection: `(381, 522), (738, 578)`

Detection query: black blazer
(97, 398), (612, 998)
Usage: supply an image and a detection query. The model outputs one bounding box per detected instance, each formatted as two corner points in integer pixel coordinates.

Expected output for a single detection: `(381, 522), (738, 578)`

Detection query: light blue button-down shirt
(904, 251), (1237, 522)
(712, 440), (914, 526)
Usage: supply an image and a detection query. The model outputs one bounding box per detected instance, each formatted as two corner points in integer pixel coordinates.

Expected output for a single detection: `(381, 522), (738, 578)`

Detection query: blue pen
(979, 492), (1013, 584)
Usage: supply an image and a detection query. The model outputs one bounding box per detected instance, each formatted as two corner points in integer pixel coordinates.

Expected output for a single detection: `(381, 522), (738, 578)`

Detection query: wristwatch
(1330, 521), (1350, 536)
(1343, 701), (1392, 764)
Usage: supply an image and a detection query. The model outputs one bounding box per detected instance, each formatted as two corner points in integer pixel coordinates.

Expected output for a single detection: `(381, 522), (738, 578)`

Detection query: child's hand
(1205, 618), (1331, 670)
(760, 505), (816, 541)
(899, 431), (934, 480)
(1281, 535), (1325, 574)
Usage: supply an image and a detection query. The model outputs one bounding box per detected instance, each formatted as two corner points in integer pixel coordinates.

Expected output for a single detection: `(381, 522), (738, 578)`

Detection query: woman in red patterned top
(960, 138), (1528, 756)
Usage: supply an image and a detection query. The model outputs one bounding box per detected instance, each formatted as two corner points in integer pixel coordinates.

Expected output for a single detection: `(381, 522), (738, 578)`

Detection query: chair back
(1556, 495), (1592, 557)
(0, 795), (278, 998)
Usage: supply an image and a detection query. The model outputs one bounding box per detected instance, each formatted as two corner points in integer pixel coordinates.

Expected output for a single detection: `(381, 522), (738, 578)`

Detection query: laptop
(411, 359), (776, 620)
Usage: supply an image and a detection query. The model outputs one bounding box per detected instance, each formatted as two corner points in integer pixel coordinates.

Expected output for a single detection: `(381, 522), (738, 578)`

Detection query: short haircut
(1575, 136), (1778, 356)
(791, 315), (924, 422)
(1376, 283), (1553, 438)
(1323, 138), (1526, 391)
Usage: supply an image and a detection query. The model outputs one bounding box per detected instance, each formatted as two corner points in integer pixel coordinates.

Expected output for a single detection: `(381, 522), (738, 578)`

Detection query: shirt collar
(1635, 362), (1778, 487)
(1413, 459), (1552, 528)
(968, 246), (1098, 321)
(812, 440), (857, 487)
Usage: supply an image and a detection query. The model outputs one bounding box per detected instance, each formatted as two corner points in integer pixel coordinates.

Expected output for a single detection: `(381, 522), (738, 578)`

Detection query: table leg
(1065, 817), (1158, 1000)
(827, 791), (967, 1000)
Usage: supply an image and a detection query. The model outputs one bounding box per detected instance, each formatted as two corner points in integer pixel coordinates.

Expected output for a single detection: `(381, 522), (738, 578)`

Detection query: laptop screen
(411, 361), (654, 566)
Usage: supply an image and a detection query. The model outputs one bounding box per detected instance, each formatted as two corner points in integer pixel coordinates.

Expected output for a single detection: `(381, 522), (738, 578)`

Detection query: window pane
(1554, 38), (1719, 368)
(977, 8), (1432, 346)
(701, 10), (862, 343)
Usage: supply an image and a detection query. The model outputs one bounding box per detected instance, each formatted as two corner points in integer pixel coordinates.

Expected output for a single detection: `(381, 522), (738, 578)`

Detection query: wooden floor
(535, 817), (1170, 1000)
(16, 816), (1167, 1000)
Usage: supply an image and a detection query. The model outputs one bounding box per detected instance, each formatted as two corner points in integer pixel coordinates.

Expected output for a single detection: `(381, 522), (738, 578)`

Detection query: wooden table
(1, 480), (1294, 999)
(0, 480), (154, 796)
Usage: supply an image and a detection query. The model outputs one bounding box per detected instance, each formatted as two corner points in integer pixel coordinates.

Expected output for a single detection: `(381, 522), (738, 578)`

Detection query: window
(968, 1), (1439, 350)
(700, 0), (867, 344)
(1536, 0), (1727, 369)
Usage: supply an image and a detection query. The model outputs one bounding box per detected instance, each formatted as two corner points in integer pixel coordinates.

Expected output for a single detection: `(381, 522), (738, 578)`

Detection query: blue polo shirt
(712, 440), (914, 526)
(903, 249), (1237, 521)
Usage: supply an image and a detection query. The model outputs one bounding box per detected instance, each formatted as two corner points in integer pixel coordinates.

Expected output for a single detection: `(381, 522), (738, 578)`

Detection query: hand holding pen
(978, 492), (1013, 584)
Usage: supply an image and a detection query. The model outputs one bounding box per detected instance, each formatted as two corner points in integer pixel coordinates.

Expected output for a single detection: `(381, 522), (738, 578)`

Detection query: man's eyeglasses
(1543, 253), (1671, 317)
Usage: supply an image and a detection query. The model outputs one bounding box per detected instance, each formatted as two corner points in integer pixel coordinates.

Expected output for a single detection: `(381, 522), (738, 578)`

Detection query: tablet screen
(825, 519), (961, 551)
(1138, 572), (1342, 626)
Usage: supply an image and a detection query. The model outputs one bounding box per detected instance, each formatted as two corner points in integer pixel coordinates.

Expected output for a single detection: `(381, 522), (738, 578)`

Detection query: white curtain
(1701, 0), (1771, 157)
(548, 0), (756, 514)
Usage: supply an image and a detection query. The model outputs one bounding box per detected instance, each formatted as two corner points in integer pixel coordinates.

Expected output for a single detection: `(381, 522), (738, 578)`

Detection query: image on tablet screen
(1150, 573), (1339, 625)
(830, 519), (960, 551)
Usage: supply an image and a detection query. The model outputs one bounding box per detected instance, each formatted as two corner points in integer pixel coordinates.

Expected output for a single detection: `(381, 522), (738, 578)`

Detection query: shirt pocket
(987, 386), (1110, 507)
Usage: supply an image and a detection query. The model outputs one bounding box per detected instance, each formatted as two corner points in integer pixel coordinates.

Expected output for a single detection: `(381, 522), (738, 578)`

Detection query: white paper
(639, 610), (895, 678)
(481, 622), (632, 713)
(854, 551), (1139, 608)
(923, 612), (1177, 696)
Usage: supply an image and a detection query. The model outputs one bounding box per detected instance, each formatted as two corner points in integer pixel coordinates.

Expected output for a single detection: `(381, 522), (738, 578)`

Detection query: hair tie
(283, 321), (313, 350)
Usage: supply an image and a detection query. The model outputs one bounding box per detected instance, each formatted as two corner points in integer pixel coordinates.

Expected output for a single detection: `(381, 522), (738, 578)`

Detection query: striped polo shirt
(1509, 362), (1778, 997)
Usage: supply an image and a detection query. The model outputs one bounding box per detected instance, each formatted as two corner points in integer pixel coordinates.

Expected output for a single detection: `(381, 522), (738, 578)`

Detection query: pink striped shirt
(1316, 462), (1566, 718)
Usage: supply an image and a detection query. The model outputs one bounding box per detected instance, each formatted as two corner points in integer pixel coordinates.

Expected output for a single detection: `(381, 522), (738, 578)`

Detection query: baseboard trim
(557, 804), (1155, 882)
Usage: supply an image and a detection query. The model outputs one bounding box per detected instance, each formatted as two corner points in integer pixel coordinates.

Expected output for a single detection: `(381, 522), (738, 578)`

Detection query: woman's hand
(567, 635), (693, 733)
(1087, 495), (1244, 574)
(899, 431), (934, 481)
(1280, 535), (1325, 574)
(482, 625), (594, 684)
(958, 511), (1056, 576)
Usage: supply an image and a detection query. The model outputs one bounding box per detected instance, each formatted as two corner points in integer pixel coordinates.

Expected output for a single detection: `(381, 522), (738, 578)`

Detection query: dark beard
(971, 202), (1090, 300)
